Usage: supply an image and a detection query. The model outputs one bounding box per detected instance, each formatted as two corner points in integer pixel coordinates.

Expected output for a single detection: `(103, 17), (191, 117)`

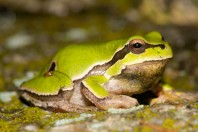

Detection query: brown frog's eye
(44, 62), (56, 77)
(128, 39), (147, 54)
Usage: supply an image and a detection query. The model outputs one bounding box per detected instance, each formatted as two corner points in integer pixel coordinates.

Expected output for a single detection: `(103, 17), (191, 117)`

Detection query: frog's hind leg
(21, 92), (97, 112)
(82, 86), (139, 110)
(82, 75), (138, 110)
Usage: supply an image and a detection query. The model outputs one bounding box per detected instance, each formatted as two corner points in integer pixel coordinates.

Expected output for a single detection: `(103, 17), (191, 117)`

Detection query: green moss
(20, 107), (46, 123)
(193, 102), (198, 109)
(134, 125), (152, 132)
(135, 107), (157, 120)
(193, 124), (198, 129)
(162, 118), (175, 128)
(0, 120), (20, 132)
(0, 93), (82, 131)
(0, 106), (46, 131)
(0, 96), (22, 111)
(141, 125), (152, 132)
(0, 105), (81, 131)
(93, 111), (107, 121)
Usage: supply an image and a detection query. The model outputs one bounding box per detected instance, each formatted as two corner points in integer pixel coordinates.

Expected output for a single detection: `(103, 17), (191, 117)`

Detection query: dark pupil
(133, 43), (142, 48)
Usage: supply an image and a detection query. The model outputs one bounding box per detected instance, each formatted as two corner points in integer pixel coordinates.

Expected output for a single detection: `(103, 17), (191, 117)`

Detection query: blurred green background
(0, 0), (198, 92)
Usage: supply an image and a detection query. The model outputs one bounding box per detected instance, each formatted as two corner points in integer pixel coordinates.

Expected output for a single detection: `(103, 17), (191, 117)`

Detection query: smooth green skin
(20, 71), (73, 95)
(20, 31), (173, 98)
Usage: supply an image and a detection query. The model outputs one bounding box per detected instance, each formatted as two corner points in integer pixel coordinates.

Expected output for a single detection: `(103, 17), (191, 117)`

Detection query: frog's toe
(150, 90), (183, 105)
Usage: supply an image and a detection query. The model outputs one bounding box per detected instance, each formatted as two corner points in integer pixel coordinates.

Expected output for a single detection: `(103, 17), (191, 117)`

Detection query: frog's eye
(44, 62), (56, 77)
(128, 39), (147, 54)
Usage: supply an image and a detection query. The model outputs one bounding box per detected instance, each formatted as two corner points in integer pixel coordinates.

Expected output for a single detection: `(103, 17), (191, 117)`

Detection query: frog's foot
(82, 87), (139, 110)
(21, 92), (97, 112)
(150, 88), (184, 105)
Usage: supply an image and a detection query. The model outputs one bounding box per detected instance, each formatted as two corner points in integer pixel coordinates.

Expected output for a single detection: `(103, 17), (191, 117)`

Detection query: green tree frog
(19, 31), (173, 112)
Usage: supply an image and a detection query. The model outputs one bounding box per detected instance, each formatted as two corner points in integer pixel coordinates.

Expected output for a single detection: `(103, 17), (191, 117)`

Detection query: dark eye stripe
(128, 38), (166, 54)
(147, 44), (165, 49)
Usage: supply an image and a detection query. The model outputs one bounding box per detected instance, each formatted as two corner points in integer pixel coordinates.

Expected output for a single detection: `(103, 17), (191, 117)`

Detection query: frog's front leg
(82, 75), (138, 110)
(150, 83), (183, 105)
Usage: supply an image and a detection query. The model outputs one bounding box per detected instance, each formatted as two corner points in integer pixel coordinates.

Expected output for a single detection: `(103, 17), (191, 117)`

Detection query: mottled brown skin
(82, 59), (169, 110)
(104, 60), (168, 95)
(20, 81), (97, 112)
(21, 59), (169, 112)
